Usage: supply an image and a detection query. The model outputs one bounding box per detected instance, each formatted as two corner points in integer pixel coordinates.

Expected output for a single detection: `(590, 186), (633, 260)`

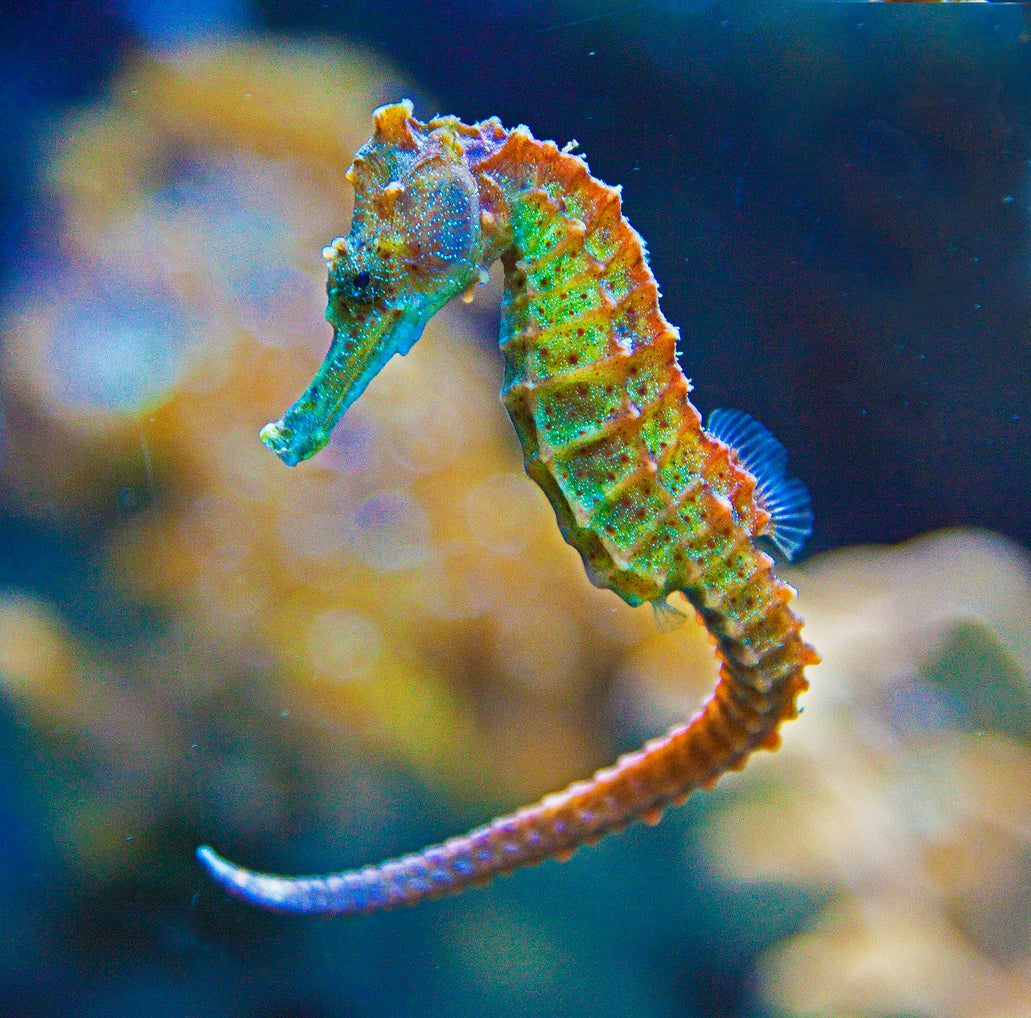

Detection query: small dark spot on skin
(605, 524), (616, 535)
(540, 277), (551, 289)
(576, 384), (588, 396)
(576, 328), (585, 337)
(568, 354), (579, 366)
(354, 270), (371, 289)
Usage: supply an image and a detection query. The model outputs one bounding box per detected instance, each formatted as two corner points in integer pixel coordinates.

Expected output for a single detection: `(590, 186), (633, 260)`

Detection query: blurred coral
(701, 529), (1031, 1018)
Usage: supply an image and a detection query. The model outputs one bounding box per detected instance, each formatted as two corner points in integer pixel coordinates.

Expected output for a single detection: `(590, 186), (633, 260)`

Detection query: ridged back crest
(468, 133), (789, 653)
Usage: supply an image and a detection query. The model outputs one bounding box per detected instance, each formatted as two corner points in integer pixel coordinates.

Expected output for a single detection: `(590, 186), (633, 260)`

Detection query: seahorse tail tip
(197, 844), (306, 912)
(196, 844), (246, 901)
(197, 844), (274, 905)
(196, 844), (234, 885)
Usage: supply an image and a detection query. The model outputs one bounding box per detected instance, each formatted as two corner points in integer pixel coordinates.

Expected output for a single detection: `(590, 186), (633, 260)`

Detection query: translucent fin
(706, 408), (813, 559)
(652, 596), (687, 632)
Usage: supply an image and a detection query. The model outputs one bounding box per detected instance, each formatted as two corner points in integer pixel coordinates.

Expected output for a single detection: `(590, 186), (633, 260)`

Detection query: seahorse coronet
(198, 101), (818, 916)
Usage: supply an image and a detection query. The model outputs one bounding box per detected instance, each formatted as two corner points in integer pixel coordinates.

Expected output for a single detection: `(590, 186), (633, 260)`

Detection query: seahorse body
(197, 101), (819, 915)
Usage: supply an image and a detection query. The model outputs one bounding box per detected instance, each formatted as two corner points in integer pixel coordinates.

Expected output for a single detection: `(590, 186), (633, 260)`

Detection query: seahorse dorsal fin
(706, 408), (813, 559)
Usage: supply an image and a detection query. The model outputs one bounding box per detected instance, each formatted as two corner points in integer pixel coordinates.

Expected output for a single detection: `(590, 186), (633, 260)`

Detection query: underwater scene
(2, 1), (1031, 1015)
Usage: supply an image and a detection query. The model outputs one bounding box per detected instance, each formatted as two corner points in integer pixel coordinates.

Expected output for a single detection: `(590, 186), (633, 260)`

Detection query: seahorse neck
(464, 126), (580, 261)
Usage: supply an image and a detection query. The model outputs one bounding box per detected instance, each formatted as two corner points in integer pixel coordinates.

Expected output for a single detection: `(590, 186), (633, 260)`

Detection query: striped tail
(197, 615), (813, 915)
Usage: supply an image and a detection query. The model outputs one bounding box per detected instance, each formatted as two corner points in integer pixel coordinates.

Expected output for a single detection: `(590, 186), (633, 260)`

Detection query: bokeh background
(2, 1), (1031, 1016)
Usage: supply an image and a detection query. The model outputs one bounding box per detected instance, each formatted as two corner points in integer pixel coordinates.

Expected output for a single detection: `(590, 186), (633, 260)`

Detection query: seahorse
(197, 101), (819, 915)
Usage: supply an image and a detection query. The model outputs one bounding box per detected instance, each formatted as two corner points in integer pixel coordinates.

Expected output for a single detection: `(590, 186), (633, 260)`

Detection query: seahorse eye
(327, 247), (382, 311)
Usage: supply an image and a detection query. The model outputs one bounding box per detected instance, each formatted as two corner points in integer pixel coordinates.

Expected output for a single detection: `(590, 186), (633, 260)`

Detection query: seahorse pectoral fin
(651, 596), (688, 632)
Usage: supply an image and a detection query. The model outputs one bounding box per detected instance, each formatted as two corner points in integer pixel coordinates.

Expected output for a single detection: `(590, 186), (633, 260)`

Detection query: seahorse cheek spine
(197, 101), (819, 916)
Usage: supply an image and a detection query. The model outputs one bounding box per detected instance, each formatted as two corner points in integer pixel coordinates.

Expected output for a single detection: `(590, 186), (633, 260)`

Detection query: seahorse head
(330, 102), (487, 319)
(260, 102), (498, 465)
